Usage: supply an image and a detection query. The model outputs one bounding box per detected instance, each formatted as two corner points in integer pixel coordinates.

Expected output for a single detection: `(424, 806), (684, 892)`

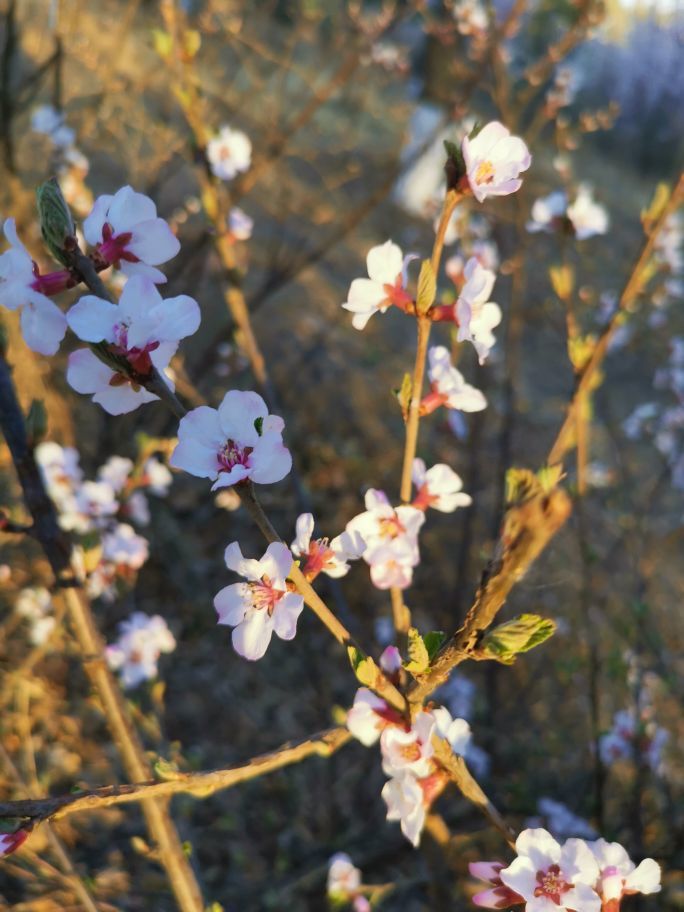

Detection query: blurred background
(0, 0), (683, 909)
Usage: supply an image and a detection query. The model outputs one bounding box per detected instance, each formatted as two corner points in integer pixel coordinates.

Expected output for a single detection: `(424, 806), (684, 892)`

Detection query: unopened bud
(36, 178), (76, 267)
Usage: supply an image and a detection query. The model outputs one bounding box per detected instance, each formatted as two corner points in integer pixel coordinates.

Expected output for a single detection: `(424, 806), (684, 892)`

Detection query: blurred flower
(15, 587), (56, 646)
(531, 798), (597, 840)
(101, 523), (149, 571)
(214, 542), (303, 661)
(379, 645), (402, 675)
(207, 125), (252, 181)
(382, 769), (447, 847)
(36, 441), (83, 509)
(84, 186), (180, 283)
(342, 240), (414, 330)
(98, 455), (134, 493)
(527, 191), (568, 234)
(143, 456), (173, 495)
(498, 829), (601, 912)
(106, 612), (176, 688)
(228, 207), (254, 241)
(455, 257), (501, 364)
(345, 489), (424, 590)
(327, 852), (361, 900)
(566, 185), (609, 240)
(290, 512), (360, 580)
(426, 346), (487, 413)
(0, 219), (68, 355)
(453, 0), (488, 34)
(31, 104), (75, 148)
(462, 122), (531, 203)
(411, 458), (472, 512)
(589, 839), (661, 906)
(432, 706), (472, 756)
(170, 390), (291, 489)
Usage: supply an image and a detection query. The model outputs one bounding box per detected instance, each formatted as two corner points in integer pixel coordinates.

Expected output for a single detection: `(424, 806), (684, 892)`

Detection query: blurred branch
(0, 354), (205, 912)
(548, 171), (684, 466)
(0, 0), (17, 173)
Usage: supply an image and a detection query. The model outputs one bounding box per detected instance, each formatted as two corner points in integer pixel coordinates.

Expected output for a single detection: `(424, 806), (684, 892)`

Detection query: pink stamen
(98, 222), (140, 267)
(248, 576), (284, 615)
(533, 865), (572, 904)
(218, 439), (253, 474)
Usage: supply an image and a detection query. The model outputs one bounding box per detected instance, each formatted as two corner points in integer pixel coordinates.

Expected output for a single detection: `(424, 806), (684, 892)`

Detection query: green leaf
(397, 372), (412, 420)
(152, 29), (173, 59)
(416, 259), (437, 315)
(481, 614), (556, 665)
(423, 630), (446, 661)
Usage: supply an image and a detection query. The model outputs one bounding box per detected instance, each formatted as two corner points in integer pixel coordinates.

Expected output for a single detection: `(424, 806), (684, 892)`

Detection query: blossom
(499, 829), (601, 912)
(207, 125), (252, 181)
(327, 853), (362, 899)
(462, 122), (531, 203)
(83, 186), (180, 282)
(143, 456), (173, 495)
(526, 191), (568, 234)
(290, 512), (359, 579)
(31, 104), (75, 148)
(381, 711), (436, 778)
(228, 207), (254, 241)
(0, 830), (29, 857)
(170, 390), (292, 490)
(101, 523), (149, 571)
(566, 186), (609, 240)
(106, 612), (176, 688)
(431, 707), (472, 756)
(426, 346), (487, 413)
(35, 441), (83, 511)
(588, 839), (660, 909)
(15, 587), (56, 646)
(469, 861), (524, 909)
(379, 645), (402, 675)
(342, 240), (414, 330)
(382, 772), (427, 847)
(412, 458), (472, 512)
(347, 687), (395, 746)
(97, 455), (134, 493)
(345, 489), (424, 590)
(453, 0), (488, 34)
(214, 542), (303, 661)
(67, 275), (199, 414)
(453, 257), (501, 364)
(0, 219), (68, 355)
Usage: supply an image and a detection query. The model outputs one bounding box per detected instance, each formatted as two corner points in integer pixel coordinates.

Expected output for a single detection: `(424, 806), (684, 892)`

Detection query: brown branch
(0, 727), (352, 824)
(0, 354), (204, 912)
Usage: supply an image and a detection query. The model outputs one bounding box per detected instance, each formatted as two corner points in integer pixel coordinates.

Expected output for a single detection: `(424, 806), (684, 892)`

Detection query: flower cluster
(106, 612), (176, 689)
(470, 828), (660, 911)
(347, 687), (474, 846)
(599, 708), (669, 776)
(36, 441), (171, 601)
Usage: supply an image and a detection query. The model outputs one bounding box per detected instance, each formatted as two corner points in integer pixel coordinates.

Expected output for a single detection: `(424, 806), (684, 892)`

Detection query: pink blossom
(214, 542), (303, 661)
(499, 829), (601, 912)
(170, 390), (291, 490)
(106, 612), (176, 689)
(381, 711), (435, 778)
(463, 122), (531, 203)
(0, 219), (67, 355)
(83, 186), (180, 283)
(588, 839), (660, 909)
(0, 830), (29, 857)
(455, 257), (502, 364)
(469, 860), (524, 908)
(342, 240), (415, 329)
(327, 853), (361, 899)
(412, 458), (472, 512)
(426, 346), (487, 413)
(346, 687), (403, 746)
(290, 512), (359, 580)
(381, 772), (427, 847)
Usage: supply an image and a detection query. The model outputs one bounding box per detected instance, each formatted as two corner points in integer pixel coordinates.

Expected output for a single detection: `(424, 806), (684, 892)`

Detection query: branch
(0, 354), (205, 912)
(0, 727), (352, 823)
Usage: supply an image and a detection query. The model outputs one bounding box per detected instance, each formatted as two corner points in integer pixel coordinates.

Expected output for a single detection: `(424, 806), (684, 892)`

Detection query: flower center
(248, 576), (283, 615)
(378, 513), (406, 539)
(398, 741), (422, 762)
(474, 160), (496, 185)
(302, 539), (336, 579)
(99, 222), (139, 265)
(218, 439), (253, 473)
(534, 865), (572, 904)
